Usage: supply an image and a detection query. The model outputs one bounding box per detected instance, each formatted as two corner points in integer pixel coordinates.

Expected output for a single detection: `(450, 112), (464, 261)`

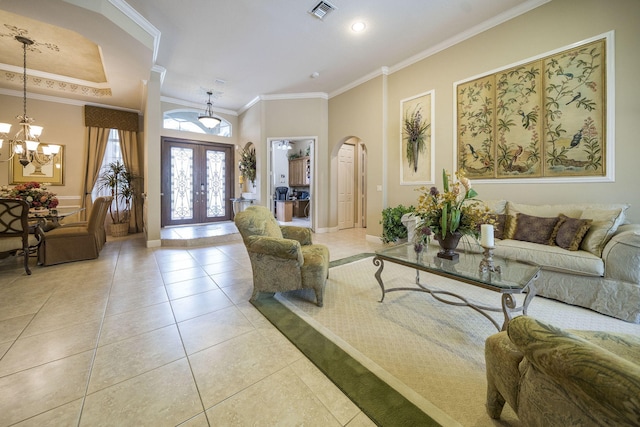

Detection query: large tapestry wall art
(456, 33), (610, 181)
(401, 90), (434, 185)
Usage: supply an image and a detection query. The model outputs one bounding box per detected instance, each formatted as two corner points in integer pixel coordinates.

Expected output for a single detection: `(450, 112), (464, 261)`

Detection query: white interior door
(338, 144), (355, 229)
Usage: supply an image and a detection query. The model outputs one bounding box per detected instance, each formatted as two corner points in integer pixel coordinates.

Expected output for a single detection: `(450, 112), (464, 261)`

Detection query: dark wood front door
(161, 137), (233, 226)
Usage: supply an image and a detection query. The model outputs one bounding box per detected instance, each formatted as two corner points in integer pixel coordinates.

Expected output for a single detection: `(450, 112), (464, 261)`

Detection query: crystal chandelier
(0, 36), (60, 170)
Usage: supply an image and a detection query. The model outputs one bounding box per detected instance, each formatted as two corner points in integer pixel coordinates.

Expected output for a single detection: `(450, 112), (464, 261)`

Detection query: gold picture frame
(10, 144), (65, 185)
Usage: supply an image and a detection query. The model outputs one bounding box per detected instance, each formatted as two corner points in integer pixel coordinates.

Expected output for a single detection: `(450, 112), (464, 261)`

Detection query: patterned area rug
(271, 254), (640, 426)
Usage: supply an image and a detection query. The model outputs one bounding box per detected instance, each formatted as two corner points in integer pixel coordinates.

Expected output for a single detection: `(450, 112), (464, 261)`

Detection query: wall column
(144, 67), (162, 246)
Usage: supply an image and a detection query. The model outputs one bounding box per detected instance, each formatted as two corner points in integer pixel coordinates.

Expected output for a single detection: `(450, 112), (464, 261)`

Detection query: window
(92, 129), (123, 201)
(163, 109), (231, 137)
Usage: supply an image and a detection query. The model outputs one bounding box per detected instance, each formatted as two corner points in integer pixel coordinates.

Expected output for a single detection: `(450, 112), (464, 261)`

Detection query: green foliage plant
(98, 161), (137, 224)
(380, 204), (415, 244)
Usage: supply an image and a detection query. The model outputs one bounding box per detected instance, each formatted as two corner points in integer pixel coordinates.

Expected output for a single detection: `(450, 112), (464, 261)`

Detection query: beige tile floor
(0, 224), (384, 426)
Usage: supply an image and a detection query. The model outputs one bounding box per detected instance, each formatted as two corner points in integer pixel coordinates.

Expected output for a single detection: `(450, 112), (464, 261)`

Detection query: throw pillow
(487, 213), (508, 240)
(579, 208), (625, 257)
(512, 213), (561, 245)
(553, 214), (592, 251)
(503, 214), (517, 239)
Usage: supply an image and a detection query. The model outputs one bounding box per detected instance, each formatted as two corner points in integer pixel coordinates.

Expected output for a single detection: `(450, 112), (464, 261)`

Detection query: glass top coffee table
(373, 244), (540, 331)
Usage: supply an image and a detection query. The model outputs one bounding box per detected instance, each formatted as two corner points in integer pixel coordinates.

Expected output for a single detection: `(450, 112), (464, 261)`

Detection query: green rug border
(251, 253), (441, 426)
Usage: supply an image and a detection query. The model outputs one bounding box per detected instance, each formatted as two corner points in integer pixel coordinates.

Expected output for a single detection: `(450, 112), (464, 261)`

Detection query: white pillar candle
(481, 224), (495, 248)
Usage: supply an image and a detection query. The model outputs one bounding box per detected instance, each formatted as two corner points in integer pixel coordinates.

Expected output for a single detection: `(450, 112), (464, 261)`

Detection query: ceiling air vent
(308, 1), (336, 20)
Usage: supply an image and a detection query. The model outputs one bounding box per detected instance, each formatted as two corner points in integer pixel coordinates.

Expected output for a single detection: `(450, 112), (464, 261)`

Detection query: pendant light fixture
(277, 140), (293, 150)
(198, 91), (221, 129)
(0, 36), (60, 168)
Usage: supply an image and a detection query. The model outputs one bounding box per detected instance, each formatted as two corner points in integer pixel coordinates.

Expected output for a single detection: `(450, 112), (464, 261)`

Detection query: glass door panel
(170, 146), (194, 221)
(205, 149), (226, 218)
(161, 137), (233, 226)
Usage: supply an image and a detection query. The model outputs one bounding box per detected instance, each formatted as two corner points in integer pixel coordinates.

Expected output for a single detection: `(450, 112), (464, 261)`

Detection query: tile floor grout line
(75, 239), (125, 427)
(158, 246), (213, 427)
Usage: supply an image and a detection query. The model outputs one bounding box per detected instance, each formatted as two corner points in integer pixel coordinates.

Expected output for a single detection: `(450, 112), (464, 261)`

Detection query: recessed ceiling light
(351, 22), (366, 32)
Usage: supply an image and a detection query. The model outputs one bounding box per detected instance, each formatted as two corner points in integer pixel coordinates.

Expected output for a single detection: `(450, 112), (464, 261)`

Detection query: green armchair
(485, 315), (640, 426)
(234, 205), (329, 306)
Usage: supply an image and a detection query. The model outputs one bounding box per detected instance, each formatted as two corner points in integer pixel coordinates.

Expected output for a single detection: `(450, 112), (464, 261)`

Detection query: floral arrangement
(403, 105), (430, 173)
(238, 146), (256, 183)
(415, 169), (487, 240)
(6, 182), (59, 209)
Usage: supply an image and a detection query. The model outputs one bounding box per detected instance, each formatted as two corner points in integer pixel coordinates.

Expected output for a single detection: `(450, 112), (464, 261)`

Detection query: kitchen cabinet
(288, 156), (310, 186)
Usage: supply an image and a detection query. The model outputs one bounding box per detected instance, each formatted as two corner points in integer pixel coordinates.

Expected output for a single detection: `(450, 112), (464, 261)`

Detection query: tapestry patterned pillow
(503, 214), (517, 239)
(512, 213), (561, 245)
(553, 214), (593, 251)
(487, 213), (508, 240)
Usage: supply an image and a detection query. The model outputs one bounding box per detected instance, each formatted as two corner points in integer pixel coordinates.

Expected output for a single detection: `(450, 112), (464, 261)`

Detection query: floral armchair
(234, 205), (329, 306)
(485, 315), (640, 426)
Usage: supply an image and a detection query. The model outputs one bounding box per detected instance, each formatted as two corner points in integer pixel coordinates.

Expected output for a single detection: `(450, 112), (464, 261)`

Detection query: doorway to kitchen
(160, 136), (234, 227)
(269, 137), (315, 230)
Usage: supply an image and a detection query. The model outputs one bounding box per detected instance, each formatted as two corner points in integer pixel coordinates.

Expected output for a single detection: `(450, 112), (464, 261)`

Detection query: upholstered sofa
(485, 315), (640, 425)
(403, 201), (640, 323)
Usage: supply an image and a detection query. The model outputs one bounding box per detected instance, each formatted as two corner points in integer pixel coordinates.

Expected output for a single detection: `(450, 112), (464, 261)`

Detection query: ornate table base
(373, 256), (538, 331)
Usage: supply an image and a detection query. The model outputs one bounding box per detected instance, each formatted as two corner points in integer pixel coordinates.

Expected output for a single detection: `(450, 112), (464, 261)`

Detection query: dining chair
(39, 196), (112, 266)
(58, 198), (111, 251)
(0, 198), (43, 275)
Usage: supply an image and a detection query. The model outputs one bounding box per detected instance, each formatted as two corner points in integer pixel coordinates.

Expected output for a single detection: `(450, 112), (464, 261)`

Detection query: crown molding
(0, 87), (140, 113)
(330, 0), (551, 99)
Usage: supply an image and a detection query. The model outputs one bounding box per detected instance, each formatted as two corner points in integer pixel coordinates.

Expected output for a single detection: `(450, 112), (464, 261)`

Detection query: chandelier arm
(0, 36), (54, 168)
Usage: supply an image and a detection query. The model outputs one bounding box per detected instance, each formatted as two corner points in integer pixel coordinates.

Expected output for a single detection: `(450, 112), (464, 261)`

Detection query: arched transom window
(163, 109), (231, 137)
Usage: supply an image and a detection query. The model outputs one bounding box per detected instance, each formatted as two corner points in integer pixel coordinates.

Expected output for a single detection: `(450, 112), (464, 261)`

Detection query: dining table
(28, 207), (85, 231)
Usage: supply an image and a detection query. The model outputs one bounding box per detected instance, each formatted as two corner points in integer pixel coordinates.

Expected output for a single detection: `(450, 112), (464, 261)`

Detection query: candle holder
(479, 245), (501, 275)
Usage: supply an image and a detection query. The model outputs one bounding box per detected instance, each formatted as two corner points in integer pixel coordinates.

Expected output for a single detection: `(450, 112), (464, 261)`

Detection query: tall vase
(435, 231), (462, 261)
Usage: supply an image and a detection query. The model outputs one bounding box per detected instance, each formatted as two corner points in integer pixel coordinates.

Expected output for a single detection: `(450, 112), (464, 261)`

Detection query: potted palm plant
(98, 161), (137, 237)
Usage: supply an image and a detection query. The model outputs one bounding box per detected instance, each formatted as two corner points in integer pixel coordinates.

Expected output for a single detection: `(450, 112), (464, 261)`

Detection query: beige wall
(328, 76), (386, 231)
(0, 95), (85, 207)
(240, 97), (330, 229)
(237, 100), (263, 201)
(330, 0), (640, 239)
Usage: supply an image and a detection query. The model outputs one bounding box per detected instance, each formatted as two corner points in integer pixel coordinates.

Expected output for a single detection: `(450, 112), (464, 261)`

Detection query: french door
(161, 137), (234, 226)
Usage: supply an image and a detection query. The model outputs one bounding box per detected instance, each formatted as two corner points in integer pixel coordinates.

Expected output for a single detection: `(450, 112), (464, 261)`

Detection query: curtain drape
(84, 105), (142, 233)
(118, 129), (144, 233)
(82, 126), (110, 220)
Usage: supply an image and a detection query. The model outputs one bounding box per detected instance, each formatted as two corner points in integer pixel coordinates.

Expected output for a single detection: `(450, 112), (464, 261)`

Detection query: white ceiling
(0, 0), (548, 114)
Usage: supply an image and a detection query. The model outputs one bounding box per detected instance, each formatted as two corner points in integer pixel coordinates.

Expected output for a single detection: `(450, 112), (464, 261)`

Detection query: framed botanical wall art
(10, 144), (64, 185)
(456, 32), (612, 182)
(400, 90), (434, 185)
